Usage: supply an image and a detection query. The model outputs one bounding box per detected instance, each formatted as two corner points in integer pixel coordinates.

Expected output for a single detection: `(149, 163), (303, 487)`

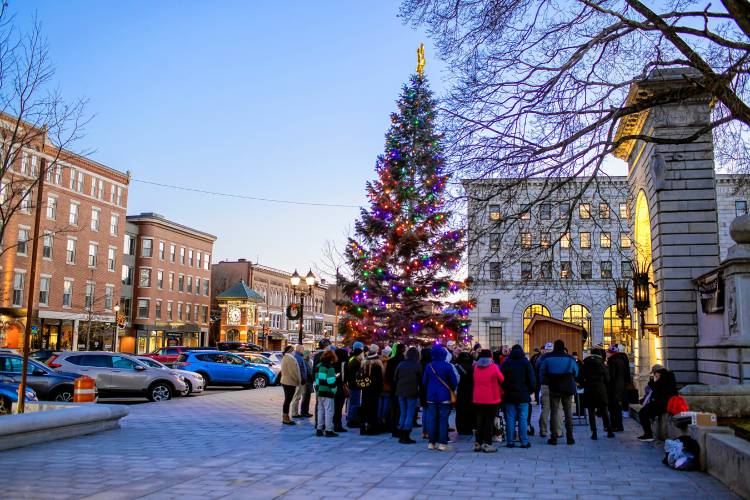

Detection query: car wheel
(180, 380), (192, 397)
(251, 374), (268, 389)
(148, 382), (173, 402)
(197, 372), (210, 387)
(52, 386), (74, 402)
(0, 396), (11, 415)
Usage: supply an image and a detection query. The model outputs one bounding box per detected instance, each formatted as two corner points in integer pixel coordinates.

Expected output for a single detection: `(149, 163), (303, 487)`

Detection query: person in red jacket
(473, 349), (504, 453)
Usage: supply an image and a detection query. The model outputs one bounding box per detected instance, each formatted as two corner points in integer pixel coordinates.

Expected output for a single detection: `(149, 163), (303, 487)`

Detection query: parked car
(216, 342), (262, 352)
(30, 350), (56, 363)
(235, 353), (281, 383)
(0, 353), (81, 402)
(140, 346), (194, 366)
(174, 351), (275, 389)
(0, 377), (37, 415)
(135, 356), (204, 396)
(47, 352), (187, 402)
(261, 351), (283, 365)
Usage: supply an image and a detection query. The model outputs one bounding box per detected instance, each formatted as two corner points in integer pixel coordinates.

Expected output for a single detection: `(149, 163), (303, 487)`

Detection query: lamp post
(290, 269), (316, 345)
(113, 305), (120, 352)
(632, 259), (655, 389)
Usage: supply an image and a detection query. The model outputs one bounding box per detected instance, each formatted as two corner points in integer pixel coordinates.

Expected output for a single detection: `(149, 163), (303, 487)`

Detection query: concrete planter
(0, 402), (129, 451)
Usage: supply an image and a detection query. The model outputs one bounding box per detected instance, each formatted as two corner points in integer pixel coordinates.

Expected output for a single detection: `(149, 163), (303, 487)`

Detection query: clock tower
(216, 280), (264, 345)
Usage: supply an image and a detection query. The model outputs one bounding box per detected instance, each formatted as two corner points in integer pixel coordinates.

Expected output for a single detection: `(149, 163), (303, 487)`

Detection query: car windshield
(139, 358), (164, 369)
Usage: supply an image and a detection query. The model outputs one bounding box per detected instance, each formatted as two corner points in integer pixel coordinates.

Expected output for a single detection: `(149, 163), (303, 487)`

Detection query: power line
(131, 178), (361, 208)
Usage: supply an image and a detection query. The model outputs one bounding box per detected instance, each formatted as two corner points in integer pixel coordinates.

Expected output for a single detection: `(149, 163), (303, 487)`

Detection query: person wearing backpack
(358, 345), (384, 435)
(538, 340), (579, 445)
(422, 345), (458, 451)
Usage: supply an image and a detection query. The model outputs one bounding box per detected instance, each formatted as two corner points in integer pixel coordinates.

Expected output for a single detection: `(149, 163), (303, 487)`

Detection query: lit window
(560, 232), (571, 249)
(563, 304), (592, 344)
(603, 304), (631, 347)
(620, 233), (631, 248)
(521, 232), (532, 248)
(580, 232), (591, 249)
(540, 232), (551, 248)
(488, 205), (501, 221)
(619, 203), (628, 219)
(560, 261), (572, 279)
(600, 232), (611, 248)
(520, 211), (531, 220)
(599, 203), (610, 219)
(579, 203), (591, 219)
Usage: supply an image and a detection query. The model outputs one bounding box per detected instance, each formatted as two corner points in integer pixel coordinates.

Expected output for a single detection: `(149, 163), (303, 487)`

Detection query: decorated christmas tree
(339, 50), (472, 344)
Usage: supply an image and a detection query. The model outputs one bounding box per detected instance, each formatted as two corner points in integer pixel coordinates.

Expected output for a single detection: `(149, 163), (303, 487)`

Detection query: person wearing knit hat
(352, 341), (364, 350)
(360, 346), (384, 435)
(537, 340), (579, 445)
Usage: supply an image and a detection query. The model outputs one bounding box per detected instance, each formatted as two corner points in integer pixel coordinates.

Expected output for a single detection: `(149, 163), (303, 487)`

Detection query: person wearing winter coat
(606, 346), (631, 433)
(419, 347), (432, 438)
(638, 368), (678, 442)
(279, 345), (301, 425)
(394, 346), (422, 444)
(455, 352), (475, 436)
(500, 345), (536, 449)
(290, 345), (309, 418)
(422, 345), (458, 451)
(332, 348), (349, 433)
(359, 345), (384, 435)
(580, 348), (614, 439)
(385, 343), (405, 436)
(538, 340), (579, 445)
(473, 349), (504, 452)
(315, 349), (339, 437)
(346, 343), (365, 427)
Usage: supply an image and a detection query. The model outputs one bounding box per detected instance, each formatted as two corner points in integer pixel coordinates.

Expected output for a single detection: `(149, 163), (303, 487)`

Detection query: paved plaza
(0, 388), (737, 499)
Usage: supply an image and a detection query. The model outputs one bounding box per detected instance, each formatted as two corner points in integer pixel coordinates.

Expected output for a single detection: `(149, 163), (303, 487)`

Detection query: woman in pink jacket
(473, 349), (504, 452)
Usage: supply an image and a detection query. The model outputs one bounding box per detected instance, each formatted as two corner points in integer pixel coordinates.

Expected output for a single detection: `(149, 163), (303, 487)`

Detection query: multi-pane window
(196, 252), (202, 269)
(560, 261), (572, 279)
(188, 249), (194, 266)
(167, 302), (174, 320)
(621, 261), (633, 278)
(186, 304), (191, 322)
(488, 205), (501, 221)
(42, 232), (53, 259)
(110, 214), (119, 236)
(74, 171), (84, 192)
(204, 254), (210, 270)
(736, 200), (748, 217)
(21, 153), (29, 175)
(124, 234), (136, 255)
(620, 233), (631, 248)
(85, 283), (95, 309)
(157, 271), (164, 289)
(170, 244), (176, 262)
(91, 208), (100, 231)
(187, 276), (193, 293)
(137, 299), (149, 319)
(178, 274), (184, 292)
(46, 196), (57, 220)
(204, 279), (209, 296)
(196, 277), (201, 295)
(540, 204), (551, 220)
(115, 186), (123, 205)
(139, 268), (152, 288)
(141, 238), (153, 257)
(177, 303), (183, 320)
(599, 203), (610, 219)
(88, 243), (98, 267)
(169, 272), (175, 291)
(159, 241), (165, 260)
(600, 261), (613, 279)
(66, 238), (76, 264)
(12, 272), (24, 306)
(540, 261), (552, 279)
(107, 247), (116, 271)
(202, 306), (208, 323)
(489, 233), (501, 251)
(97, 179), (104, 200)
(17, 228), (29, 255)
(63, 280), (72, 307)
(155, 300), (162, 319)
(580, 232), (591, 249)
(619, 202), (628, 219)
(579, 203), (591, 219)
(560, 232), (571, 249)
(489, 261), (502, 280)
(580, 260), (593, 279)
(121, 265), (133, 285)
(69, 202), (79, 225)
(20, 190), (32, 213)
(521, 261), (532, 280)
(104, 285), (114, 310)
(54, 166), (62, 185)
(490, 298), (500, 313)
(540, 232), (551, 248)
(520, 232), (532, 249)
(600, 232), (611, 248)
(180, 247), (185, 265)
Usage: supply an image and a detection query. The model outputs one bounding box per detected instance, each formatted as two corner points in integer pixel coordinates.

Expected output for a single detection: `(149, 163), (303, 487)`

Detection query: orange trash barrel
(73, 376), (98, 403)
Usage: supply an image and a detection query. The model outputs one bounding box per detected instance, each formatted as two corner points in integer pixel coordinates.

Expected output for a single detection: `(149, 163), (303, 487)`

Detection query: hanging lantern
(615, 283), (629, 319)
(633, 272), (650, 312)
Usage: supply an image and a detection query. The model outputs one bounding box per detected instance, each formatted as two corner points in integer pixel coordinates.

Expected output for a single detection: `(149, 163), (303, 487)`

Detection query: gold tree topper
(416, 43), (425, 75)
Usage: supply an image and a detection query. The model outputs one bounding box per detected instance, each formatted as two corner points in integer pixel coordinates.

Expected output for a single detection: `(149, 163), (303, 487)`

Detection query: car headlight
(25, 391), (37, 401)
(176, 375), (185, 382)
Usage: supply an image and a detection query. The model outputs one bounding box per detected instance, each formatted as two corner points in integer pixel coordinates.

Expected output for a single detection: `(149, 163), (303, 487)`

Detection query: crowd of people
(276, 337), (677, 450)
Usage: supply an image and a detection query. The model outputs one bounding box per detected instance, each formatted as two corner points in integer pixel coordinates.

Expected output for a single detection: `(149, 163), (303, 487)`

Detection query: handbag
(431, 364), (457, 404)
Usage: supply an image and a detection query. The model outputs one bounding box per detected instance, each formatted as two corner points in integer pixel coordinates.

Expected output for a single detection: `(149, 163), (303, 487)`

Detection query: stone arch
(522, 303), (552, 352)
(634, 190), (657, 325)
(563, 304), (592, 347)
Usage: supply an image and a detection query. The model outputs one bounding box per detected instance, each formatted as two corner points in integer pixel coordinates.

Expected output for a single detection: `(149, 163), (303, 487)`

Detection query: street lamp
(290, 269), (316, 345)
(615, 281), (629, 346)
(113, 305), (121, 352)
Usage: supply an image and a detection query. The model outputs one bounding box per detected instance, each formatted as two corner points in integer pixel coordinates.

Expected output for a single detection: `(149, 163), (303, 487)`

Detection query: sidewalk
(0, 387), (737, 499)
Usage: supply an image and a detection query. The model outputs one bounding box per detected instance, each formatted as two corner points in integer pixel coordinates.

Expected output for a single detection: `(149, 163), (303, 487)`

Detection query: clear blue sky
(9, 1), (446, 277)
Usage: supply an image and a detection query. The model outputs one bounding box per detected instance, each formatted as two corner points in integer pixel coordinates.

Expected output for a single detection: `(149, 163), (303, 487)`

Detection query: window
(110, 214), (119, 236)
(580, 260), (592, 279)
(196, 252), (202, 269)
(88, 242), (98, 267)
(20, 190), (32, 213)
(124, 234), (136, 255)
(69, 168), (77, 188)
(120, 298), (131, 319)
(21, 153), (29, 175)
(563, 304), (592, 341)
(85, 283), (95, 309)
(579, 203), (591, 219)
(620, 233), (631, 248)
(488, 326), (502, 349)
(30, 156), (38, 176)
(121, 265), (133, 285)
(540, 204), (551, 220)
(489, 233), (501, 251)
(63, 279), (73, 307)
(180, 247), (185, 265)
(107, 247), (116, 271)
(619, 202), (628, 219)
(204, 279), (210, 296)
(560, 261), (572, 279)
(188, 249), (194, 266)
(196, 277), (201, 295)
(600, 232), (611, 248)
(139, 268), (152, 288)
(599, 203), (610, 219)
(141, 238), (153, 258)
(38, 277), (50, 306)
(204, 254), (210, 270)
(603, 304), (632, 347)
(97, 179), (104, 199)
(170, 244), (176, 262)
(540, 261), (552, 278)
(42, 232), (53, 259)
(12, 272), (24, 306)
(177, 303), (183, 320)
(159, 241), (165, 260)
(489, 261), (501, 280)
(104, 285), (114, 310)
(169, 272), (174, 291)
(521, 261), (532, 280)
(46, 196), (57, 220)
(115, 186), (123, 205)
(91, 208), (100, 231)
(600, 261), (613, 279)
(66, 238), (76, 264)
(490, 298), (500, 313)
(488, 205), (501, 221)
(560, 232), (571, 249)
(111, 355), (137, 370)
(157, 270), (164, 289)
(155, 300), (162, 319)
(540, 232), (551, 249)
(186, 304), (191, 322)
(137, 299), (149, 319)
(69, 202), (79, 225)
(520, 232), (532, 249)
(736, 200), (748, 217)
(55, 166), (62, 185)
(178, 274), (185, 292)
(17, 228), (29, 255)
(523, 304), (551, 352)
(202, 306), (208, 323)
(167, 302), (173, 320)
(621, 261), (633, 278)
(580, 232), (591, 249)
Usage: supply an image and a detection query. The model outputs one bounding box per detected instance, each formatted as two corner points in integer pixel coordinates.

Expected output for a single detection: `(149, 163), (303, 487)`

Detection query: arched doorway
(226, 329), (240, 341)
(523, 304), (551, 352)
(634, 190), (660, 365)
(563, 304), (592, 348)
(603, 304), (632, 347)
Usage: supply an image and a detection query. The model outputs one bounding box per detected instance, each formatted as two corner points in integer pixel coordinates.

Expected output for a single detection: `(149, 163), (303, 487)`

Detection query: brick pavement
(0, 387), (737, 499)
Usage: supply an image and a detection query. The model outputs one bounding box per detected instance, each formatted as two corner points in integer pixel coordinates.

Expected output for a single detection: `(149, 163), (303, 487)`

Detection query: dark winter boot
(401, 430), (416, 444)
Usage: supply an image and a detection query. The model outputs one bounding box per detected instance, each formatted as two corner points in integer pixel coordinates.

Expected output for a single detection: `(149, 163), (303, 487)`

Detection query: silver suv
(49, 351), (187, 402)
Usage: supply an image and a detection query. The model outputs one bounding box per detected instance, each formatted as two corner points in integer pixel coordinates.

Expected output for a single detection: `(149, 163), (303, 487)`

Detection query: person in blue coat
(422, 345), (458, 451)
(538, 340), (579, 445)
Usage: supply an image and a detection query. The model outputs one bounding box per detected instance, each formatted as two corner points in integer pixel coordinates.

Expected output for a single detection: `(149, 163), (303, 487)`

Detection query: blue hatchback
(174, 351), (276, 389)
(0, 377), (38, 414)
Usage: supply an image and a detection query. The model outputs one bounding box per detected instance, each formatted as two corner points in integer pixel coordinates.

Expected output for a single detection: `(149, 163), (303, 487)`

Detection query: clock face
(227, 306), (241, 325)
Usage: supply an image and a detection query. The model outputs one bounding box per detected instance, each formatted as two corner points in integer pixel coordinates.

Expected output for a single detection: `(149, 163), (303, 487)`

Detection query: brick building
(120, 213), (216, 354)
(0, 132), (130, 351)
